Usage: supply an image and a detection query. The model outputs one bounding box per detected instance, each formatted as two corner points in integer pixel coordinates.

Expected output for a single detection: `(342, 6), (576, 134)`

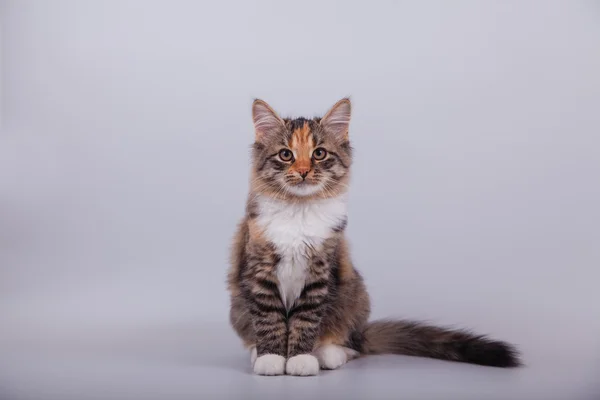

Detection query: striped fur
(227, 98), (521, 376)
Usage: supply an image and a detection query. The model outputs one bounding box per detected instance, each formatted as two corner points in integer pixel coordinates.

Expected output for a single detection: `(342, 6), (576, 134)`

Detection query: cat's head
(250, 98), (353, 200)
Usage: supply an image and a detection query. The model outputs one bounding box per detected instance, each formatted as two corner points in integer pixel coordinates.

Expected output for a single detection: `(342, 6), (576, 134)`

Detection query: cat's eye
(279, 149), (293, 162)
(312, 148), (327, 161)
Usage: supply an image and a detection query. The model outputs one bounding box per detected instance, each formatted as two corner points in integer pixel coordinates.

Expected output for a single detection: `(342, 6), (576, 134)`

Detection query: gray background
(1, 1), (599, 399)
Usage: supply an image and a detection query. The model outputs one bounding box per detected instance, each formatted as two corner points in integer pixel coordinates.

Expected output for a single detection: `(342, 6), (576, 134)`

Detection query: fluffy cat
(227, 98), (520, 376)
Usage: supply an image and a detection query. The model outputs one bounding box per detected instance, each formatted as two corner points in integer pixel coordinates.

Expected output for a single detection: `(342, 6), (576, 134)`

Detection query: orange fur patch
(337, 239), (356, 282)
(316, 330), (351, 349)
(289, 122), (314, 174)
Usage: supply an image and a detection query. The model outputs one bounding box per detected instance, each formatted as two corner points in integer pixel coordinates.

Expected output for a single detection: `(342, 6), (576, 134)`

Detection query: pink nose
(297, 168), (310, 179)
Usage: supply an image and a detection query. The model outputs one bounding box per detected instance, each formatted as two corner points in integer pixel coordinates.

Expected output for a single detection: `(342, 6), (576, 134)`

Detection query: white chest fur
(255, 195), (347, 310)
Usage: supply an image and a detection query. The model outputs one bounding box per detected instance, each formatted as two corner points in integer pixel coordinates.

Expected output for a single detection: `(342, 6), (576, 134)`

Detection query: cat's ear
(321, 98), (351, 142)
(252, 99), (285, 141)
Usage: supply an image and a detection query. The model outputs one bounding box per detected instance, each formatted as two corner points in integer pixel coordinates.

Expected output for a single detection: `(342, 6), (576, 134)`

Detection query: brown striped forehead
(284, 118), (322, 148)
(289, 121), (314, 149)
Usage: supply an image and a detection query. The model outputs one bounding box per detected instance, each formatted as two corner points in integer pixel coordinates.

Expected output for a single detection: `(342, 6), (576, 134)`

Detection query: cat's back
(227, 217), (249, 296)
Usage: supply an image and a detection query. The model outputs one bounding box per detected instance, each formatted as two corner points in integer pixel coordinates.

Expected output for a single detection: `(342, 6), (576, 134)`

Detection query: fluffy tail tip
(462, 337), (521, 367)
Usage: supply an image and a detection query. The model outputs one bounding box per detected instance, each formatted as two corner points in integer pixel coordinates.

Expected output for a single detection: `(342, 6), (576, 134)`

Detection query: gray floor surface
(1, 321), (598, 400)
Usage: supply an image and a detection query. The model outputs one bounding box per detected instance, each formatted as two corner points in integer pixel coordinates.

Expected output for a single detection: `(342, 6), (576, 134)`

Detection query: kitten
(227, 98), (520, 376)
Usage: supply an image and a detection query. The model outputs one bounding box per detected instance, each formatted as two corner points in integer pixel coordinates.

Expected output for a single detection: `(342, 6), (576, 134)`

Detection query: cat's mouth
(286, 181), (322, 197)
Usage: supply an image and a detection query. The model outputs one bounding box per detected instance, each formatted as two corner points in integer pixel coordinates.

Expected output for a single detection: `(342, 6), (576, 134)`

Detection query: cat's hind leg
(314, 344), (359, 370)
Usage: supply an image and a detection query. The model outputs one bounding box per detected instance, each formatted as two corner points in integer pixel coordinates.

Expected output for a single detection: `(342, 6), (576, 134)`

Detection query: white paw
(249, 346), (257, 366)
(315, 344), (349, 370)
(286, 354), (320, 376)
(253, 354), (286, 376)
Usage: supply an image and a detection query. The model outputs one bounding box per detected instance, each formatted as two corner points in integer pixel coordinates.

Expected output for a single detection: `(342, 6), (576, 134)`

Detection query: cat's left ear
(321, 98), (351, 142)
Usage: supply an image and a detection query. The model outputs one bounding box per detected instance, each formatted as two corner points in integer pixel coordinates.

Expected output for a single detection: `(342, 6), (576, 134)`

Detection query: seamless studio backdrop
(0, 1), (599, 400)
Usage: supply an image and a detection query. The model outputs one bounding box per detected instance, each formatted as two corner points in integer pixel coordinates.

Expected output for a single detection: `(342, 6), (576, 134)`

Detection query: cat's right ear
(252, 99), (284, 142)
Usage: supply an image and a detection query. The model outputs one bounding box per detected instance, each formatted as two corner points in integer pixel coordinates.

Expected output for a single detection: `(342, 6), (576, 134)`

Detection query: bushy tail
(352, 319), (520, 368)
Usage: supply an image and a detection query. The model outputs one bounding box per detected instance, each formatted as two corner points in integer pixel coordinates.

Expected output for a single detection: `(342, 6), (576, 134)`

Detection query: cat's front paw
(253, 354), (286, 376)
(286, 354), (319, 376)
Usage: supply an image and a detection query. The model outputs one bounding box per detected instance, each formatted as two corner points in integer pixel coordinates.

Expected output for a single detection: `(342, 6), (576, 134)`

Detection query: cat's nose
(299, 170), (309, 180)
